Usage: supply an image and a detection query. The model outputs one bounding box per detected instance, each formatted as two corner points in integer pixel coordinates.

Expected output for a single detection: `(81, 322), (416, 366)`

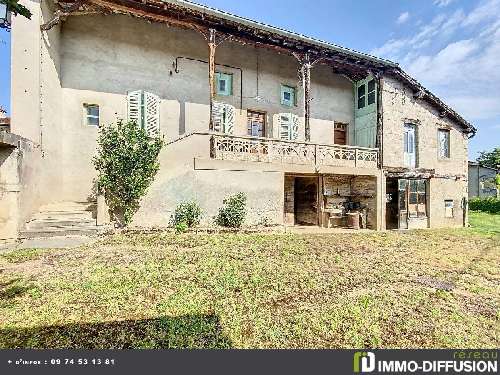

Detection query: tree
(476, 147), (500, 170)
(1, 0), (32, 21)
(93, 120), (163, 227)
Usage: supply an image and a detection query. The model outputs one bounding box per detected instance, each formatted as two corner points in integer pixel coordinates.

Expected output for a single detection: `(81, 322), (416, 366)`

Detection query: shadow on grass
(0, 315), (232, 349)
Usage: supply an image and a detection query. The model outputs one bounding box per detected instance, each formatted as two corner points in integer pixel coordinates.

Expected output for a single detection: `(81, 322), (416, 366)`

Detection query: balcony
(209, 134), (379, 171)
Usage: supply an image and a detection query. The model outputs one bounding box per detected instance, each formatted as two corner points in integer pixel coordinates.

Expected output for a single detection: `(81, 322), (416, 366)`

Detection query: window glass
(216, 72), (232, 96)
(357, 84), (366, 109)
(281, 85), (296, 107)
(85, 104), (99, 126)
(444, 199), (454, 218)
(438, 129), (450, 158)
(367, 79), (376, 105)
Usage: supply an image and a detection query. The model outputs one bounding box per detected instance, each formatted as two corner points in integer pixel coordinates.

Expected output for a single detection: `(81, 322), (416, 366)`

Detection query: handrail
(169, 131), (379, 152)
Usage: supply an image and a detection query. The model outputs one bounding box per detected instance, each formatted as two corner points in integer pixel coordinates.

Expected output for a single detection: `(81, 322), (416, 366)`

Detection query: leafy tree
(1, 0), (32, 22)
(476, 147), (500, 170)
(93, 120), (163, 227)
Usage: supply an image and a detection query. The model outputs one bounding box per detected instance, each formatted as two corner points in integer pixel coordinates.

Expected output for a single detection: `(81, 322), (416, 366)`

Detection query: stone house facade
(0, 0), (476, 239)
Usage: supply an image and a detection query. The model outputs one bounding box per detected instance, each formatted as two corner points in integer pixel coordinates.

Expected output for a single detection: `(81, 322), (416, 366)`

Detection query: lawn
(0, 214), (498, 349)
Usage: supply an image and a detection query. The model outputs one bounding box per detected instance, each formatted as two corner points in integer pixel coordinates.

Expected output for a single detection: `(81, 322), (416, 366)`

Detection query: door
(334, 122), (347, 145)
(398, 179), (408, 229)
(247, 110), (266, 137)
(404, 124), (416, 168)
(294, 177), (318, 226)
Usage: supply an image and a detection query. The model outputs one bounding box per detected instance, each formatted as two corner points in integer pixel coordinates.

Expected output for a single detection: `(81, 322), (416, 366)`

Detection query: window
(281, 85), (296, 107)
(367, 79), (376, 105)
(357, 84), (366, 109)
(127, 90), (160, 137)
(408, 179), (427, 218)
(445, 200), (454, 218)
(404, 123), (416, 168)
(247, 110), (266, 137)
(438, 129), (450, 158)
(216, 72), (233, 96)
(85, 104), (99, 126)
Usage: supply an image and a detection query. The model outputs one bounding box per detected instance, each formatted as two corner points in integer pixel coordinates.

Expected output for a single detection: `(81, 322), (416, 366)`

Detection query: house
(468, 162), (498, 198)
(0, 0), (476, 240)
(0, 107), (9, 132)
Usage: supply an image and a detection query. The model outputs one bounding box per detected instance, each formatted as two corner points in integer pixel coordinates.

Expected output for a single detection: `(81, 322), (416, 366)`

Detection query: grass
(0, 213), (498, 349)
(469, 211), (500, 236)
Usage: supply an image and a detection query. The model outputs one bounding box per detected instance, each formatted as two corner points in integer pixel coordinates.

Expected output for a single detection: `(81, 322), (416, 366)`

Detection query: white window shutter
(212, 101), (224, 132)
(127, 90), (142, 126)
(279, 113), (291, 140)
(144, 91), (160, 137)
(290, 114), (299, 140)
(223, 103), (235, 134)
(212, 101), (235, 134)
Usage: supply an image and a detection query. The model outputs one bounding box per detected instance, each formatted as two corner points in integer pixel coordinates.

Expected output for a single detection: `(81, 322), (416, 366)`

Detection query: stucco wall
(132, 134), (284, 226)
(428, 178), (467, 228)
(381, 77), (468, 176)
(468, 164), (498, 198)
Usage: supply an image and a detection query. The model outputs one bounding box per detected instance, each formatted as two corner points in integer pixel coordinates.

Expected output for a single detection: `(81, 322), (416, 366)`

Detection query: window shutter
(212, 101), (235, 134)
(290, 114), (299, 140)
(223, 103), (235, 134)
(127, 90), (142, 126)
(279, 113), (291, 140)
(144, 91), (160, 137)
(212, 101), (224, 132)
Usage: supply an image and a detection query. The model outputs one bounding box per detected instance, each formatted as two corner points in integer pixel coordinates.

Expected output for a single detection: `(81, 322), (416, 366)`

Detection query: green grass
(0, 214), (498, 349)
(469, 211), (500, 236)
(0, 248), (49, 264)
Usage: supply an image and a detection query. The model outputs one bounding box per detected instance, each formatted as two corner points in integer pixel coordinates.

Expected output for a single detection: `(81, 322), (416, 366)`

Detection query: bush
(174, 222), (189, 234)
(93, 120), (163, 226)
(171, 201), (202, 228)
(469, 197), (500, 214)
(215, 193), (247, 228)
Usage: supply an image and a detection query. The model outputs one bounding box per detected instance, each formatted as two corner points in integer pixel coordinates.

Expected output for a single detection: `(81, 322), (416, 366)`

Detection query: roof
(468, 161), (499, 172)
(55, 0), (477, 134)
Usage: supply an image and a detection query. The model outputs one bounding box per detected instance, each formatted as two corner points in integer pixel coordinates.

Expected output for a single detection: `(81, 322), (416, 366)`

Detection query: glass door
(398, 179), (408, 229)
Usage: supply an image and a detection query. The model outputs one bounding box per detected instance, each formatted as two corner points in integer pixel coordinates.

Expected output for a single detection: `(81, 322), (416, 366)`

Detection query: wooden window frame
(280, 84), (297, 107)
(246, 109), (266, 138)
(215, 72), (233, 96)
(334, 122), (348, 145)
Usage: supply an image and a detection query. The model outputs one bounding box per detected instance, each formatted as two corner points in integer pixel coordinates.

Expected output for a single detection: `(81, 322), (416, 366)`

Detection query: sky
(0, 0), (499, 159)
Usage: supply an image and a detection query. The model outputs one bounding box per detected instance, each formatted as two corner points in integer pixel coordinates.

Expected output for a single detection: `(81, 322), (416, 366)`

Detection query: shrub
(215, 193), (247, 228)
(171, 201), (202, 228)
(469, 197), (500, 214)
(93, 120), (163, 226)
(174, 222), (189, 234)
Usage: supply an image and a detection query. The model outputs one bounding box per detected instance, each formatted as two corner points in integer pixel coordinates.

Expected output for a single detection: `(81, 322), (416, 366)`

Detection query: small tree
(477, 147), (500, 170)
(215, 192), (247, 228)
(93, 120), (163, 226)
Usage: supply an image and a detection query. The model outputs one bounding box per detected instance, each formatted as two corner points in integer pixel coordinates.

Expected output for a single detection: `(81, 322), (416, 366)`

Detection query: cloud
(371, 0), (500, 125)
(433, 0), (454, 7)
(397, 12), (410, 25)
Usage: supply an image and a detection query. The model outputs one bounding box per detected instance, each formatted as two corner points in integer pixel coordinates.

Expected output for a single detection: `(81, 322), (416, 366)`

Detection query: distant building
(0, 106), (10, 132)
(468, 162), (499, 198)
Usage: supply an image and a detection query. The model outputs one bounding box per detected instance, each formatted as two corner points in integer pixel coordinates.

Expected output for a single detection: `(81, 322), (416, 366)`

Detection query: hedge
(469, 197), (500, 214)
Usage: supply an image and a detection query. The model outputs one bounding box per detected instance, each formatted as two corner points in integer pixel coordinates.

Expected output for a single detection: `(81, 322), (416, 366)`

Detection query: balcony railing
(210, 134), (378, 169)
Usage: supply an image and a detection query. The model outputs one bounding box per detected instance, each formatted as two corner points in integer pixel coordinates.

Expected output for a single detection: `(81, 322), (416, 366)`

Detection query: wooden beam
(293, 52), (323, 142)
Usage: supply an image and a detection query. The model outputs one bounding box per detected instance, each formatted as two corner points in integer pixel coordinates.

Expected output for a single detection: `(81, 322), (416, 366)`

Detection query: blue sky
(1, 0), (498, 158)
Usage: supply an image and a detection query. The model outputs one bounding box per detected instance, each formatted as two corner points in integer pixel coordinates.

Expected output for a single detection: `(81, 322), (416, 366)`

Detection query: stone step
(38, 201), (96, 212)
(19, 226), (111, 239)
(26, 219), (97, 230)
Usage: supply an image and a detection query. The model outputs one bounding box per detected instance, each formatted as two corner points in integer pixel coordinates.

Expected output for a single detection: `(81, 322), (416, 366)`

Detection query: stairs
(20, 201), (112, 239)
